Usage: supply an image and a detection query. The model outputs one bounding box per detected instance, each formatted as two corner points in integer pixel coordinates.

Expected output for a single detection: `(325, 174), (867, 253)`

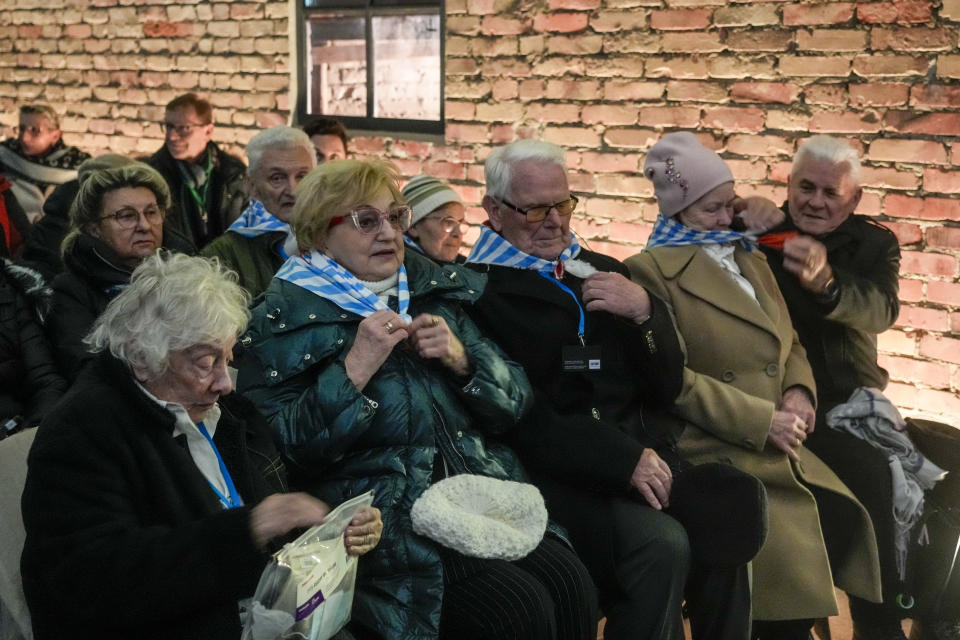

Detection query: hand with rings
(407, 313), (471, 377)
(344, 309), (408, 391)
(782, 235), (833, 294)
(345, 506), (383, 556)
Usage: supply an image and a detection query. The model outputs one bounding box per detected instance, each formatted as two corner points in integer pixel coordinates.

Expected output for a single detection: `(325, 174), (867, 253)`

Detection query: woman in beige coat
(625, 132), (881, 640)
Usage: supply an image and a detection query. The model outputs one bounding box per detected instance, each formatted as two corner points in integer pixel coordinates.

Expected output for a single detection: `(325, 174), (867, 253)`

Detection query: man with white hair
(202, 126), (315, 297)
(465, 139), (773, 640)
(760, 136), (928, 640)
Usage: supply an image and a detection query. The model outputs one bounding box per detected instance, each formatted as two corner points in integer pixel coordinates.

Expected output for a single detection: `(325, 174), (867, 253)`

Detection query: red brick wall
(1, 0), (959, 425)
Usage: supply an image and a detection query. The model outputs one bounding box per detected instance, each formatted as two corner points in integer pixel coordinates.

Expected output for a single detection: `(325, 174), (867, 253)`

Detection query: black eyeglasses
(162, 122), (208, 137)
(329, 205), (412, 235)
(100, 206), (165, 229)
(499, 195), (578, 223)
(423, 216), (468, 234)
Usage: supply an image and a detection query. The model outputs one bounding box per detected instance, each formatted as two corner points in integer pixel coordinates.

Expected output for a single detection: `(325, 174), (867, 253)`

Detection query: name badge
(562, 345), (602, 372)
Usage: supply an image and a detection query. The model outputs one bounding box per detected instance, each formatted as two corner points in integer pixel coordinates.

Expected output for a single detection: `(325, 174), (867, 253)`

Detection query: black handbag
(899, 420), (960, 620)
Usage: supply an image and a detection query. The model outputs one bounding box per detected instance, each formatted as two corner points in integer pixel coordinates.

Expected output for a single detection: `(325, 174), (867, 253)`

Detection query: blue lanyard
(196, 421), (244, 509)
(537, 272), (586, 346)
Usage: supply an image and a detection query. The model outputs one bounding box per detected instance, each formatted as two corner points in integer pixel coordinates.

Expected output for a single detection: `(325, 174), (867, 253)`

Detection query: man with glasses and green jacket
(147, 93), (246, 249)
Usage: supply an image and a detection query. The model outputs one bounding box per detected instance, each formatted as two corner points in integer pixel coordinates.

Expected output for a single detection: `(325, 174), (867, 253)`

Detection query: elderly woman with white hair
(21, 252), (381, 640)
(236, 158), (597, 640)
(202, 125), (316, 297)
(625, 132), (882, 639)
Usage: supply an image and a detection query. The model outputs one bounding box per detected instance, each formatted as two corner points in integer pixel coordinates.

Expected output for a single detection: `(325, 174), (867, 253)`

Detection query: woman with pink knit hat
(625, 132), (882, 639)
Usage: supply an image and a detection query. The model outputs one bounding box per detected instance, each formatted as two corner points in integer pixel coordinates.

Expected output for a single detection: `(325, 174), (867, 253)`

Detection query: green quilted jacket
(235, 250), (534, 640)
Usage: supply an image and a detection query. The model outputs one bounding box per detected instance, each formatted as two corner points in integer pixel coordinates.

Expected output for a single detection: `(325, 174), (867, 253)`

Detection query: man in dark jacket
(147, 93), (246, 249)
(0, 104), (90, 225)
(759, 135), (920, 640)
(202, 126), (315, 297)
(465, 140), (761, 640)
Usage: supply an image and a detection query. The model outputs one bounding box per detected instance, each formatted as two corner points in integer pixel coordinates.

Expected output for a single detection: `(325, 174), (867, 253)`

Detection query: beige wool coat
(626, 244), (881, 621)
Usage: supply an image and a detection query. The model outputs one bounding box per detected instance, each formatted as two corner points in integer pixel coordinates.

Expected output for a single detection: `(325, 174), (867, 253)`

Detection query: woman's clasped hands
(345, 310), (470, 390)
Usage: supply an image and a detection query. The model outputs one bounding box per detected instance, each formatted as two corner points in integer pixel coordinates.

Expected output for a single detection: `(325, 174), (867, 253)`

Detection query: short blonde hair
(293, 158), (403, 250)
(85, 252), (250, 381)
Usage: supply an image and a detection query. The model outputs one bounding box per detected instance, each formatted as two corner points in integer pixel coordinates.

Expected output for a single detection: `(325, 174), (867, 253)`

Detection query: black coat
(467, 250), (685, 485)
(466, 250), (685, 591)
(19, 178), (79, 279)
(760, 209), (901, 415)
(21, 352), (286, 640)
(0, 259), (65, 427)
(147, 142), (247, 249)
(47, 231), (195, 381)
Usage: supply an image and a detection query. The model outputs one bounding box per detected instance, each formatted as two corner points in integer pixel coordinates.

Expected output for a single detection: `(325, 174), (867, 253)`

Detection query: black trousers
(438, 535), (599, 640)
(544, 489), (751, 640)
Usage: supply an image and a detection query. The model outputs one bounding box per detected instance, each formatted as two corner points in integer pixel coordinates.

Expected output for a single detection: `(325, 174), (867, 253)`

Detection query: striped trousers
(438, 534), (599, 640)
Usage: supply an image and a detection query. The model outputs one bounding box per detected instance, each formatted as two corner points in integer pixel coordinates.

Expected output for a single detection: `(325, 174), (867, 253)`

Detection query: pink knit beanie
(644, 132), (734, 217)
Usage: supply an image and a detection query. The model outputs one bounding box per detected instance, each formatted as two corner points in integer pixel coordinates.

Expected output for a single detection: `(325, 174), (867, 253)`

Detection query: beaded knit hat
(644, 131), (734, 218)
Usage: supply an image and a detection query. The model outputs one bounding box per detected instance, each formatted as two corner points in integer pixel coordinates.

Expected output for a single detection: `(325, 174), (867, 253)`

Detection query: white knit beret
(411, 475), (548, 561)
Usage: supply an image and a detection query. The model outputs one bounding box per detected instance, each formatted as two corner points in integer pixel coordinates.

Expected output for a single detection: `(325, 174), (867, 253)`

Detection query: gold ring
(807, 258), (815, 269)
(431, 316), (440, 328)
(384, 321), (394, 333)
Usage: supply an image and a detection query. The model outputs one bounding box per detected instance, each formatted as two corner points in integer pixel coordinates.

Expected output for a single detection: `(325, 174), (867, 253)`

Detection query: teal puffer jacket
(235, 251), (534, 640)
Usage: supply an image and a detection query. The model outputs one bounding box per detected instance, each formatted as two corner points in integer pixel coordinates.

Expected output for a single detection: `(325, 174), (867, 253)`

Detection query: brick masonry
(1, 0), (959, 426)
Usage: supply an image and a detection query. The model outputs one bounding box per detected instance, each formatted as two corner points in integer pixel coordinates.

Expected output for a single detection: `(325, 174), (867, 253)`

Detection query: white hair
(792, 135), (862, 186)
(85, 252), (250, 381)
(246, 126), (317, 177)
(485, 139), (566, 200)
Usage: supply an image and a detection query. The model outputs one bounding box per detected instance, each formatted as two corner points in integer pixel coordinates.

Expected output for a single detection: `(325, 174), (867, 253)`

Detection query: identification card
(562, 345), (602, 372)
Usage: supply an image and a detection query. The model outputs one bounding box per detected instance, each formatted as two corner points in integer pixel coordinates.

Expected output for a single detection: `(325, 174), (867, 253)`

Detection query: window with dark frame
(296, 0), (444, 135)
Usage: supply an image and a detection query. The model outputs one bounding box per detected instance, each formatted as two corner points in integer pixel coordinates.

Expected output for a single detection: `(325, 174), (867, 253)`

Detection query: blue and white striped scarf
(646, 215), (758, 251)
(228, 199), (289, 238)
(275, 249), (412, 321)
(403, 235), (424, 254)
(465, 224), (581, 278)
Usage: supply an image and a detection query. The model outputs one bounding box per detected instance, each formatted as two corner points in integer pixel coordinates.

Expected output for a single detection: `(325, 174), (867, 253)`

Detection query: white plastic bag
(242, 491), (374, 640)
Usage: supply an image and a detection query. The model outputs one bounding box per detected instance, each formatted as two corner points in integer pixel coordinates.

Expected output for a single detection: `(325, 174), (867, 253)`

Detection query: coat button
(591, 408), (600, 420)
(278, 323), (286, 329)
(468, 289), (475, 294)
(308, 314), (316, 319)
(241, 336), (252, 345)
(765, 363), (779, 377)
(721, 369), (735, 382)
(340, 313), (348, 319)
(457, 430), (463, 438)
(303, 354), (311, 360)
(337, 338), (344, 345)
(270, 370), (278, 377)
(430, 280), (437, 285)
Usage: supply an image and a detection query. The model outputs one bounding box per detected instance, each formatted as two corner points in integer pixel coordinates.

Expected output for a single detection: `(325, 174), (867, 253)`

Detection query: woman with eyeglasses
(235, 158), (597, 640)
(401, 174), (469, 264)
(625, 132), (882, 639)
(47, 162), (194, 380)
